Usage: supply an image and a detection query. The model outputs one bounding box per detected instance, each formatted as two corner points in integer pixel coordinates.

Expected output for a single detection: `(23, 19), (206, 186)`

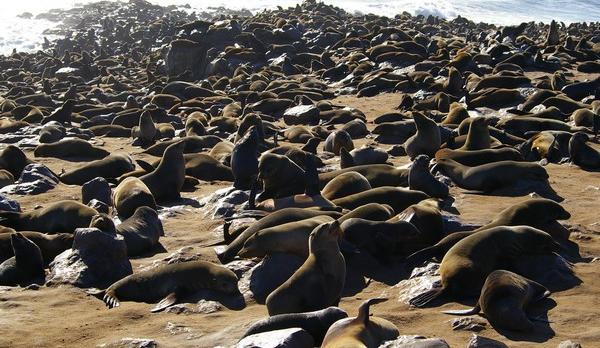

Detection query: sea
(0, 0), (599, 55)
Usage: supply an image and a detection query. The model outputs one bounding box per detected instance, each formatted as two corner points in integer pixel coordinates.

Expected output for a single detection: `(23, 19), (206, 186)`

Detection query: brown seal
(410, 225), (560, 307)
(99, 260), (239, 312)
(443, 270), (550, 332)
(0, 233), (45, 286)
(458, 117), (491, 150)
(116, 206), (164, 257)
(34, 138), (109, 159)
(113, 177), (157, 219)
(433, 158), (548, 192)
(0, 145), (34, 178)
(321, 298), (399, 348)
(0, 231), (73, 265)
(409, 155), (449, 198)
(0, 200), (97, 234)
(266, 220), (345, 315)
(569, 132), (600, 169)
(331, 186), (429, 214)
(322, 171), (372, 200)
(60, 154), (136, 185)
(404, 112), (441, 159)
(140, 140), (185, 202)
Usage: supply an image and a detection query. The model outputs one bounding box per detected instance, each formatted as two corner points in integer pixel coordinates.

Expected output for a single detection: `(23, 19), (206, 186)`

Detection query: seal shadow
(343, 251), (409, 287)
(128, 243), (167, 259)
(181, 288), (246, 311)
(493, 297), (557, 343)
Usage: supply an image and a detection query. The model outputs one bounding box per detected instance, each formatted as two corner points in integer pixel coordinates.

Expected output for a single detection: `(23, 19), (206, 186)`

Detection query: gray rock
(82, 177), (111, 205)
(200, 187), (250, 219)
(0, 194), (20, 212)
(88, 199), (110, 214)
(238, 253), (304, 302)
(47, 228), (132, 289)
(0, 163), (59, 195)
(466, 334), (508, 348)
(558, 341), (582, 348)
(97, 338), (157, 348)
(393, 262), (441, 304)
(55, 67), (81, 80)
(450, 317), (487, 332)
(283, 105), (320, 125)
(236, 328), (314, 348)
(380, 335), (450, 348)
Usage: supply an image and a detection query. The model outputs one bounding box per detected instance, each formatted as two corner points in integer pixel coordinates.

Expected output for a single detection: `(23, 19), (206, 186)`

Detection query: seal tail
(357, 298), (388, 324)
(442, 304), (481, 316)
(409, 287), (446, 308)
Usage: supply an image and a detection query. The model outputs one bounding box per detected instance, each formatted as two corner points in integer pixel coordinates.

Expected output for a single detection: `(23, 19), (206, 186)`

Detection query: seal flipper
(357, 298), (388, 324)
(151, 292), (178, 312)
(405, 246), (438, 267)
(410, 287), (446, 307)
(442, 304), (481, 316)
(136, 159), (155, 173)
(103, 292), (120, 309)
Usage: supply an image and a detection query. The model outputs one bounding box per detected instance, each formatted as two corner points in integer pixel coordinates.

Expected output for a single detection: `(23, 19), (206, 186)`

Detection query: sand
(0, 92), (599, 348)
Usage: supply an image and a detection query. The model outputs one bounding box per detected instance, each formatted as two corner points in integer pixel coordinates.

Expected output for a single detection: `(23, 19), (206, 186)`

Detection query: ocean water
(0, 0), (599, 55)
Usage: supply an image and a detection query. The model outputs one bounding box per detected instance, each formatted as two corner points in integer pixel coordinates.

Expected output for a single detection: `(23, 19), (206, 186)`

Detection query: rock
(47, 228), (132, 289)
(88, 199), (110, 214)
(0, 163), (59, 195)
(466, 334), (508, 348)
(558, 341), (582, 348)
(97, 338), (157, 348)
(450, 317), (487, 332)
(238, 253), (304, 302)
(200, 187), (250, 219)
(283, 105), (320, 125)
(82, 177), (112, 205)
(0, 194), (20, 212)
(166, 39), (206, 78)
(380, 335), (450, 348)
(165, 299), (223, 315)
(55, 67), (81, 80)
(392, 262), (441, 304)
(236, 328), (314, 348)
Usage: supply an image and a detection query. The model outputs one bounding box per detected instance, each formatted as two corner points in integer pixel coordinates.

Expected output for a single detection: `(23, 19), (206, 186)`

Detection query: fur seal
(410, 225), (560, 307)
(140, 140), (185, 202)
(569, 132), (600, 169)
(443, 270), (550, 332)
(41, 99), (75, 125)
(113, 177), (157, 219)
(0, 200), (97, 234)
(340, 218), (420, 258)
(0, 231), (73, 265)
(323, 130), (354, 155)
(60, 154), (135, 185)
(459, 117), (491, 150)
(331, 187), (429, 213)
(434, 147), (523, 166)
(100, 260), (239, 312)
(321, 298), (399, 348)
(258, 153), (306, 201)
(131, 111), (157, 145)
(322, 171), (372, 200)
(266, 220), (345, 315)
(116, 206), (164, 257)
(0, 169), (14, 188)
(404, 112), (441, 159)
(0, 145), (33, 178)
(406, 198), (571, 265)
(34, 138), (109, 159)
(238, 215), (335, 259)
(0, 233), (45, 286)
(231, 126), (259, 190)
(319, 165), (409, 189)
(242, 307), (348, 346)
(433, 158), (548, 192)
(409, 155), (449, 198)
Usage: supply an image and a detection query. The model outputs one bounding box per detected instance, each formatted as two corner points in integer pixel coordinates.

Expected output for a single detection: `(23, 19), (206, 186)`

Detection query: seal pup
(323, 130), (354, 155)
(321, 298), (399, 348)
(409, 155), (449, 198)
(99, 260), (239, 312)
(266, 220), (346, 315)
(140, 140), (185, 202)
(0, 233), (45, 286)
(322, 171), (372, 200)
(410, 225), (560, 307)
(131, 110), (157, 146)
(231, 126), (259, 190)
(242, 307), (348, 346)
(443, 270), (550, 332)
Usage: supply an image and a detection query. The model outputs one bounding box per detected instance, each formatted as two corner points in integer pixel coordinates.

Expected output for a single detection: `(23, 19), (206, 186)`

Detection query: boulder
(236, 328), (314, 348)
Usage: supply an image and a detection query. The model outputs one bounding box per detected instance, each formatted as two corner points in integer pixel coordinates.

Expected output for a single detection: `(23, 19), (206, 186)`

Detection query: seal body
(266, 220), (346, 315)
(231, 127), (259, 190)
(116, 206), (164, 256)
(140, 140), (185, 202)
(113, 177), (157, 219)
(0, 200), (97, 234)
(0, 233), (45, 286)
(0, 231), (73, 265)
(102, 260), (238, 311)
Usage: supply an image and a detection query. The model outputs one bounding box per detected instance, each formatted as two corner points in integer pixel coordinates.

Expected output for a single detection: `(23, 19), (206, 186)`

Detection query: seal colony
(0, 0), (598, 347)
